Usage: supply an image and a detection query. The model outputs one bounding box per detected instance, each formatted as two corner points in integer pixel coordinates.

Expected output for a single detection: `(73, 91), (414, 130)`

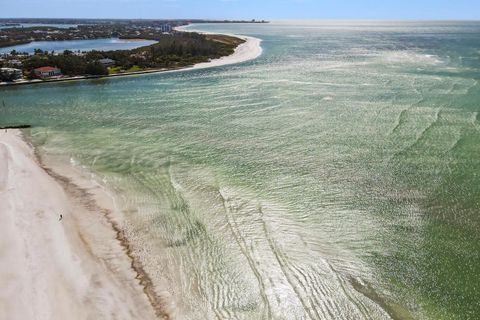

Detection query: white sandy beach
(0, 29), (262, 319)
(173, 25), (263, 71)
(188, 36), (262, 70)
(0, 130), (158, 320)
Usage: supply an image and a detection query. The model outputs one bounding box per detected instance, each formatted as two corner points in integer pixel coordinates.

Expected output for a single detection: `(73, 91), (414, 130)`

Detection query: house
(7, 59), (22, 67)
(0, 67), (23, 81)
(129, 53), (146, 60)
(34, 66), (62, 78)
(98, 58), (115, 67)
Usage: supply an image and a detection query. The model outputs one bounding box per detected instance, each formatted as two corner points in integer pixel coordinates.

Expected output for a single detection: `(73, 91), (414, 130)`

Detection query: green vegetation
(108, 65), (141, 74)
(125, 65), (142, 72)
(21, 50), (107, 78)
(108, 66), (122, 74)
(9, 32), (244, 79)
(86, 32), (244, 71)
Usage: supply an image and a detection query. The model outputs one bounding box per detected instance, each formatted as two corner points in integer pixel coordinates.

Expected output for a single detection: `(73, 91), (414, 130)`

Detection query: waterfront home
(0, 67), (23, 81)
(98, 58), (115, 66)
(34, 66), (62, 78)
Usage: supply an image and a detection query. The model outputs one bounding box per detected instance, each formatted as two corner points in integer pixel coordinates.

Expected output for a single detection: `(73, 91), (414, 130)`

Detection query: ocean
(1, 21), (479, 319)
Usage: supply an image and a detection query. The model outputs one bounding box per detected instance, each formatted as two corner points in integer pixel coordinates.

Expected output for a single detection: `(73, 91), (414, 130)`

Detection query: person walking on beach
(59, 214), (63, 221)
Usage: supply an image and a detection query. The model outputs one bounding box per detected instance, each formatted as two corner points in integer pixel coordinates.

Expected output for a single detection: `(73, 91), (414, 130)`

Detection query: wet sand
(0, 130), (159, 320)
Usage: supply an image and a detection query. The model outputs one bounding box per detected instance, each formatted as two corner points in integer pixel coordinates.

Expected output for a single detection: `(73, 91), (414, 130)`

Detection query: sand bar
(175, 25), (263, 71)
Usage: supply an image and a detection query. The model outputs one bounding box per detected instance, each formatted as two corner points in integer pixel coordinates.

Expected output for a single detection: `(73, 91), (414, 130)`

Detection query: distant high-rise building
(159, 24), (172, 33)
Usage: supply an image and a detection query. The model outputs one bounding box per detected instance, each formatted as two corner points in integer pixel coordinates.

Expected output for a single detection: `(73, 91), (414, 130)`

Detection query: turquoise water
(1, 21), (480, 319)
(0, 38), (157, 54)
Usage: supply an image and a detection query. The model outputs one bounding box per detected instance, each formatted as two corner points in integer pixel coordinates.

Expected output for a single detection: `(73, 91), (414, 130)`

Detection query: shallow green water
(1, 21), (479, 319)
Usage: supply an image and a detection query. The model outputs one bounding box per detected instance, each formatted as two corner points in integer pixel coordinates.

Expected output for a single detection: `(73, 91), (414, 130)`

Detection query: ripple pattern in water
(1, 21), (480, 319)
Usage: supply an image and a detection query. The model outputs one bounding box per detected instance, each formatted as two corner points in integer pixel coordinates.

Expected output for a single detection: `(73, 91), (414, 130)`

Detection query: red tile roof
(34, 66), (59, 72)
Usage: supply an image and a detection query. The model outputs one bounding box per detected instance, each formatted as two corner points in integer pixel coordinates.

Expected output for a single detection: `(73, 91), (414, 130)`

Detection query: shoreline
(0, 29), (262, 87)
(0, 129), (163, 319)
(174, 25), (263, 71)
(0, 26), (262, 319)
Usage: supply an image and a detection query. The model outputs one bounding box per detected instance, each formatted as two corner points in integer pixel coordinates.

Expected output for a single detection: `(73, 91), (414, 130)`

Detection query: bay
(1, 21), (479, 319)
(0, 37), (157, 54)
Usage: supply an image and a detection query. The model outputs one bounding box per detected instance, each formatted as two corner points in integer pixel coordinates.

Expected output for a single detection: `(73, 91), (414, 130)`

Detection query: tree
(85, 62), (108, 75)
(0, 68), (22, 81)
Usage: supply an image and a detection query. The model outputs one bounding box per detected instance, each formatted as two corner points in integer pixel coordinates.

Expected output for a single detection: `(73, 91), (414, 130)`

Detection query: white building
(98, 58), (115, 66)
(157, 24), (172, 33)
(7, 59), (22, 67)
(34, 66), (62, 78)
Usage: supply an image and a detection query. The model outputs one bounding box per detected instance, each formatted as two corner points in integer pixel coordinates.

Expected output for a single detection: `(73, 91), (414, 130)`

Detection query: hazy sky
(2, 0), (479, 20)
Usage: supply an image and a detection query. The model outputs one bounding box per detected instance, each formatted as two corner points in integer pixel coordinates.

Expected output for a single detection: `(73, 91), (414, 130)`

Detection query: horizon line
(1, 17), (480, 22)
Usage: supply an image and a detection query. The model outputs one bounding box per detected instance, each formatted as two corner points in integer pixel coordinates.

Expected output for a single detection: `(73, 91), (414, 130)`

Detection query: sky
(2, 0), (480, 20)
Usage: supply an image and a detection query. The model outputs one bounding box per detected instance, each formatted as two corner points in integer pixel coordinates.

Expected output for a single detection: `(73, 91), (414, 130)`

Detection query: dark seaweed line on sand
(24, 132), (170, 320)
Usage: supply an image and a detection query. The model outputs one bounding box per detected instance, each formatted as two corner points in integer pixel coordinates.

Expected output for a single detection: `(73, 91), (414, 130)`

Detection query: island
(0, 18), (267, 85)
